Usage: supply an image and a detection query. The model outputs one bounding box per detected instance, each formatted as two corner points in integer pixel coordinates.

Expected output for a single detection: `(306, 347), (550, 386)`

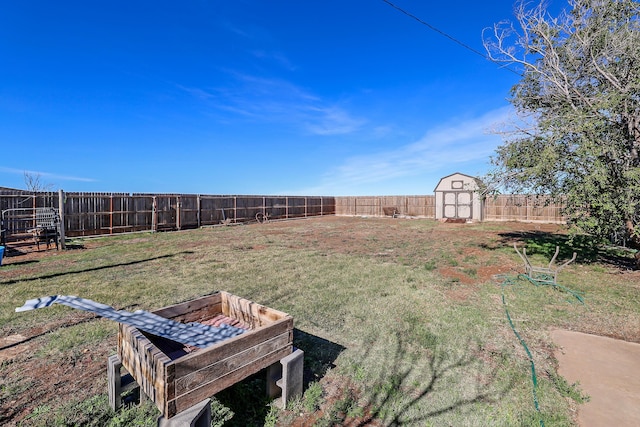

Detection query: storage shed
(434, 172), (484, 222)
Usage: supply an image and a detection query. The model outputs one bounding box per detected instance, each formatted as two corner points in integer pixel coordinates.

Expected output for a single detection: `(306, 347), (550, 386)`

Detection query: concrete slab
(551, 329), (640, 427)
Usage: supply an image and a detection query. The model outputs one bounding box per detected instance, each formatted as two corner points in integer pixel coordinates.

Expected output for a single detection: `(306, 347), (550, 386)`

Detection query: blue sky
(1, 1), (533, 195)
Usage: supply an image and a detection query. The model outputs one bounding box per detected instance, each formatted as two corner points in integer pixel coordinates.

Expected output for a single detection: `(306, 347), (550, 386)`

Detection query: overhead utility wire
(381, 0), (521, 76)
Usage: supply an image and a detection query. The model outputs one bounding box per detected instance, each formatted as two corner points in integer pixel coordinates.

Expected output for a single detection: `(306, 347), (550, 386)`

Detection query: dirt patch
(551, 330), (640, 427)
(282, 376), (382, 427)
(0, 334), (34, 363)
(0, 337), (111, 425)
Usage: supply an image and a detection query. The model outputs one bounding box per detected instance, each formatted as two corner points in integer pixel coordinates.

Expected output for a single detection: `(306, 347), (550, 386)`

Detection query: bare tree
(24, 171), (54, 193)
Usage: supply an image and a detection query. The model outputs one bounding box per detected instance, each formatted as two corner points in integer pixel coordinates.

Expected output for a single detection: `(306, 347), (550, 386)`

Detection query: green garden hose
(518, 273), (585, 304)
(498, 273), (584, 427)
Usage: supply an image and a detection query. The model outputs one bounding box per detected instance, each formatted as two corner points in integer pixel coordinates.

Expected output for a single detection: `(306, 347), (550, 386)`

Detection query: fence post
(58, 189), (66, 249)
(197, 195), (201, 228)
(109, 195), (114, 234)
(176, 196), (181, 230)
(152, 196), (157, 232)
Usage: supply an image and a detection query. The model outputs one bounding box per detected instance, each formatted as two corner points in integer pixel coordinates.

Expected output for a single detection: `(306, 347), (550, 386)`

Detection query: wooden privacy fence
(0, 190), (335, 239)
(1, 189), (567, 243)
(483, 195), (566, 223)
(0, 189), (59, 211)
(0, 189), (62, 245)
(64, 194), (335, 237)
(335, 195), (566, 223)
(335, 196), (436, 218)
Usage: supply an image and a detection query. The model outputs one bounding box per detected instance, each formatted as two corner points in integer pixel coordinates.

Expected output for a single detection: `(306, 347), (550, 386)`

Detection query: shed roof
(433, 172), (483, 192)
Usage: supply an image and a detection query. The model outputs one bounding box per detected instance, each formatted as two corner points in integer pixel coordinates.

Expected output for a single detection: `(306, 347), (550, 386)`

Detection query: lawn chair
(31, 208), (60, 251)
(513, 243), (576, 285)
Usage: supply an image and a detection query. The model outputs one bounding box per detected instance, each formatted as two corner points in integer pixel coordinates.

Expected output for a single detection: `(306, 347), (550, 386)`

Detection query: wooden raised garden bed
(117, 291), (293, 418)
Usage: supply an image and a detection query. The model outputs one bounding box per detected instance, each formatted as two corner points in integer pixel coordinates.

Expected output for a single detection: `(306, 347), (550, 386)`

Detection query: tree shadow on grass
(213, 328), (345, 426)
(492, 231), (637, 269)
(0, 251), (194, 285)
(318, 336), (516, 427)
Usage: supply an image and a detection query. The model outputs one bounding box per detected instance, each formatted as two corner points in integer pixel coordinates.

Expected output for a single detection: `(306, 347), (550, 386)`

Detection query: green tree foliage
(483, 0), (640, 250)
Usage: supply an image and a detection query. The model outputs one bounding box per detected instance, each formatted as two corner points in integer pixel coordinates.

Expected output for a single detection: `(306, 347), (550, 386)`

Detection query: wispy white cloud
(372, 125), (393, 138)
(304, 105), (366, 135)
(221, 22), (256, 40)
(183, 16), (365, 135)
(251, 50), (298, 71)
(221, 18), (295, 71)
(175, 85), (215, 101)
(296, 107), (513, 195)
(0, 167), (96, 182)
(177, 73), (365, 136)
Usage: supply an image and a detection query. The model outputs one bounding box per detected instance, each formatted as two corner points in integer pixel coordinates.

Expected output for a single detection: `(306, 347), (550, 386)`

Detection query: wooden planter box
(117, 291), (293, 418)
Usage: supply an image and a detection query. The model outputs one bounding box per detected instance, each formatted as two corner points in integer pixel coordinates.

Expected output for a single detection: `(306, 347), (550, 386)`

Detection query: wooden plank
(153, 294), (222, 321)
(221, 291), (289, 327)
(118, 324), (172, 415)
(173, 317), (293, 378)
(170, 345), (293, 417)
(161, 303), (222, 324)
(174, 331), (292, 395)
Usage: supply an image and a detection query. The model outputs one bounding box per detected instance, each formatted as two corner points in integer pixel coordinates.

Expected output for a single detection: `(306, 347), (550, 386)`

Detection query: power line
(381, 0), (521, 76)
(381, 0), (487, 59)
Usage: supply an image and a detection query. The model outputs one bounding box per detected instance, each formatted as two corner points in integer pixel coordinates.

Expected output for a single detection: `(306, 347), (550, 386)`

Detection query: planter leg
(108, 354), (143, 411)
(267, 348), (304, 409)
(157, 398), (211, 427)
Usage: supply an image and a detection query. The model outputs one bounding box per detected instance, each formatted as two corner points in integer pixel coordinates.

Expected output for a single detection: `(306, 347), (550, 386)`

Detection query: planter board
(117, 291), (293, 418)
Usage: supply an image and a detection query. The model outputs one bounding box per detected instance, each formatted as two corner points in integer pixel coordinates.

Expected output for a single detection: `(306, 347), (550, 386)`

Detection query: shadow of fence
(0, 251), (194, 285)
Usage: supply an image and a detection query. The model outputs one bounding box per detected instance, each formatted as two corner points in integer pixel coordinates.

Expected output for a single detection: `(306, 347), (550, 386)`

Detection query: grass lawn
(1, 216), (638, 426)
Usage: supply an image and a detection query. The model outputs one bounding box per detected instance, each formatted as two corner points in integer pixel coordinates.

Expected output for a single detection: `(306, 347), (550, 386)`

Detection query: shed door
(443, 192), (472, 219)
